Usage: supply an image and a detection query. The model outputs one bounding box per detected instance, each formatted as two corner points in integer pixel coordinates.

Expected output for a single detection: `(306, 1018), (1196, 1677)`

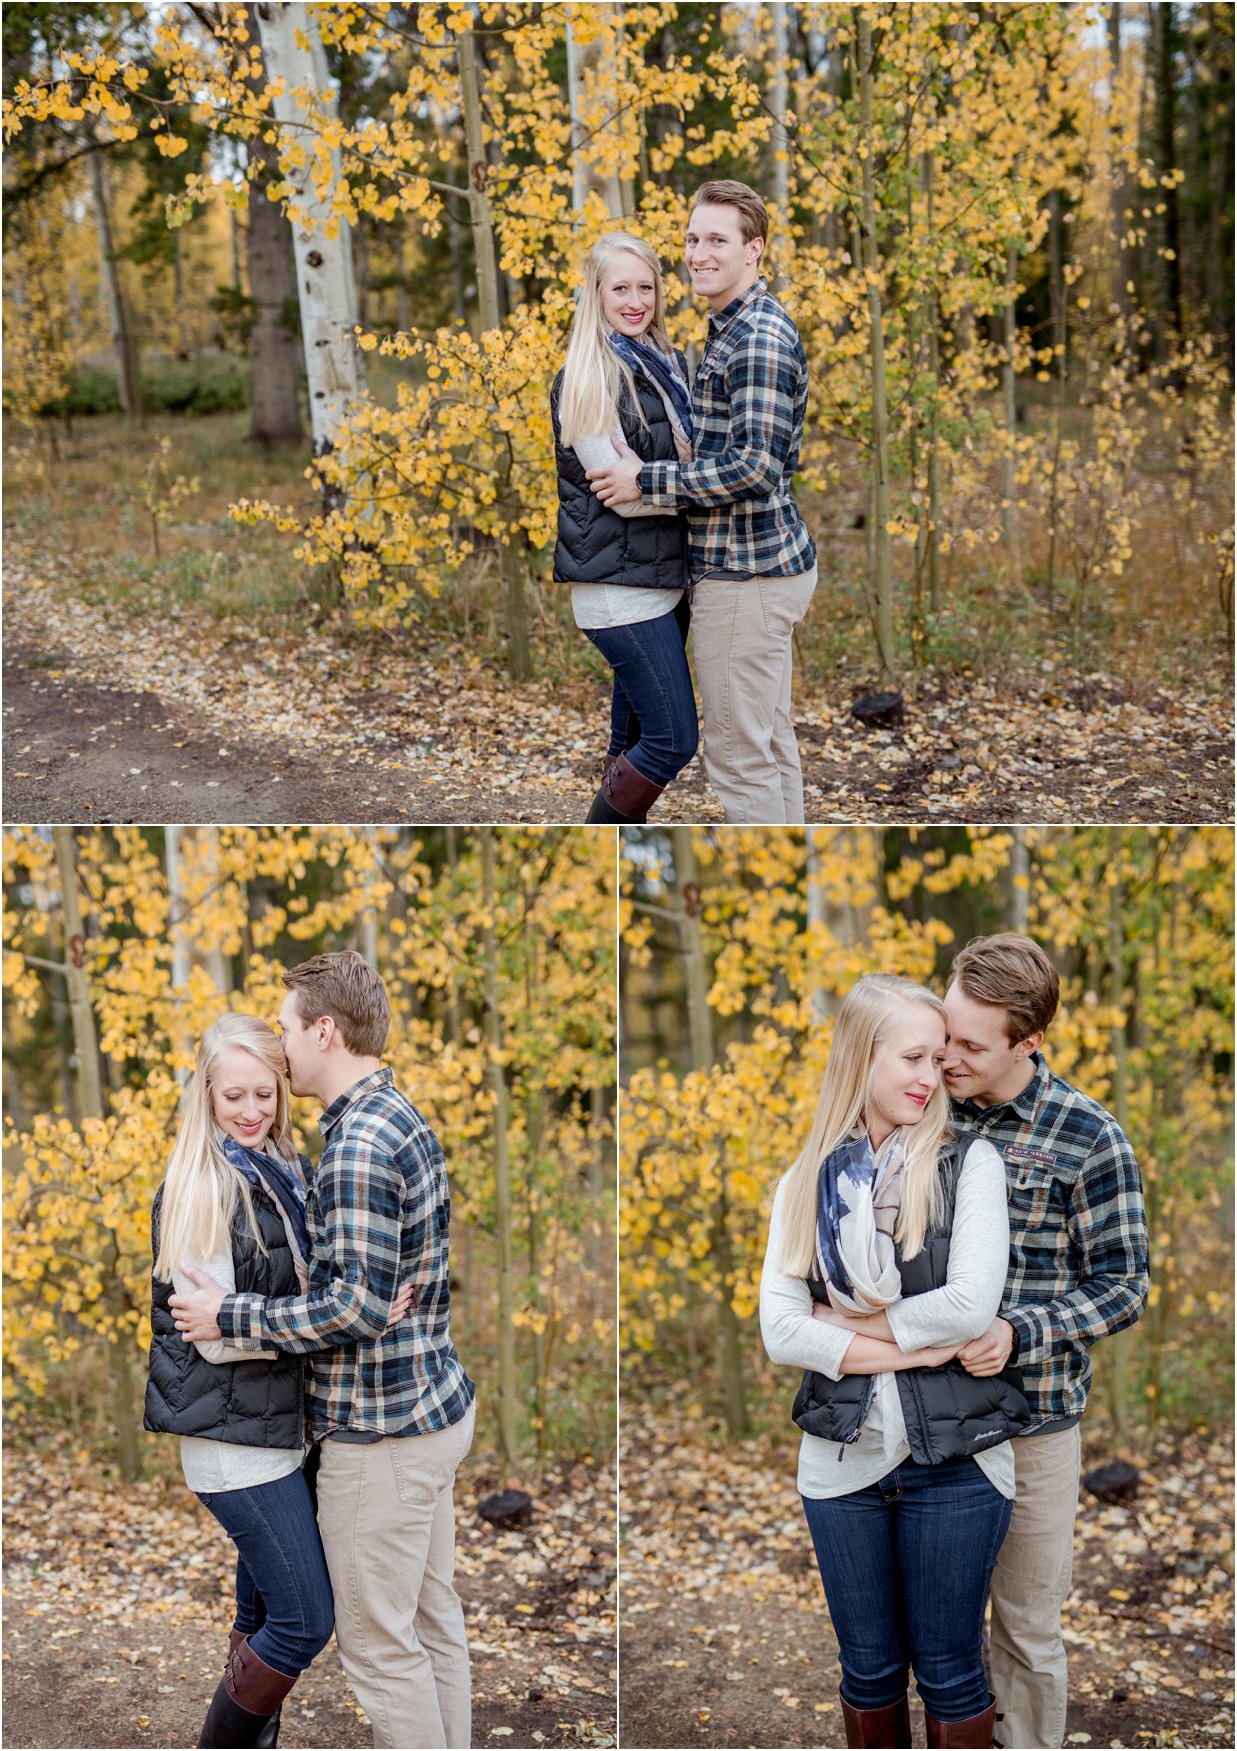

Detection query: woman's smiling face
(866, 1005), (946, 1148)
(211, 1046), (280, 1150)
(599, 251), (657, 339)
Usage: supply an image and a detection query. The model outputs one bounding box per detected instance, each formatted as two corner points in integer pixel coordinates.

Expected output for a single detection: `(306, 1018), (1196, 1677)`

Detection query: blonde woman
(760, 975), (1032, 1750)
(144, 1016), (411, 1749)
(552, 232), (696, 823)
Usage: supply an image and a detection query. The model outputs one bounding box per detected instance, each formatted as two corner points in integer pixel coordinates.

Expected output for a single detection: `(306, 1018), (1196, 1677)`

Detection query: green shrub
(36, 355), (250, 419)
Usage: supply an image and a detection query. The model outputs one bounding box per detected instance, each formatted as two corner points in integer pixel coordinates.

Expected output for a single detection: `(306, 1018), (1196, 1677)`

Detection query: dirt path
(619, 1428), (1234, 1750)
(2, 1453), (616, 1751)
(3, 643), (524, 824)
(4, 560), (1232, 825)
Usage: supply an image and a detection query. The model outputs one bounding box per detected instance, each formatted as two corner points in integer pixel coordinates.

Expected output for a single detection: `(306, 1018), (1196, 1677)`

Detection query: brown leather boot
(225, 1631), (281, 1747)
(839, 1689), (912, 1748)
(585, 753), (664, 824)
(924, 1696), (997, 1747)
(601, 752), (618, 780)
(198, 1637), (296, 1749)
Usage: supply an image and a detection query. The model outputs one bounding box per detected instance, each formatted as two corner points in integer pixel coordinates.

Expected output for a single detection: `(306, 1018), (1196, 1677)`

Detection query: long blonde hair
(154, 1014), (298, 1283)
(558, 233), (672, 447)
(779, 975), (951, 1274)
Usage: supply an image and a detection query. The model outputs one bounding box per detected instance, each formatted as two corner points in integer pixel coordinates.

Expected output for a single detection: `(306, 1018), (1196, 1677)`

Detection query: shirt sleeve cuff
(1006, 1306), (1046, 1364)
(218, 1292), (269, 1350)
(639, 461), (678, 506)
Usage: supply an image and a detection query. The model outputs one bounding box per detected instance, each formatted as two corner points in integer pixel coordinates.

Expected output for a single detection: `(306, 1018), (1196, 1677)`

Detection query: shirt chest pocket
(1007, 1160), (1071, 1240)
(693, 365), (728, 425)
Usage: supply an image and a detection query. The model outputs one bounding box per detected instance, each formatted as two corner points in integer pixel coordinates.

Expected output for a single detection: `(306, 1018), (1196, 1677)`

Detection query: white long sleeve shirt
(760, 1139), (1016, 1500)
(175, 1248), (303, 1495)
(568, 433), (686, 630)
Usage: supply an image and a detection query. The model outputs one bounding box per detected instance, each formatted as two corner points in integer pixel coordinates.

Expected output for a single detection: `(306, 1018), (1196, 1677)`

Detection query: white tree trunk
(566, 10), (625, 219)
(88, 144), (141, 420)
(254, 1), (363, 455)
(768, 3), (790, 292)
(165, 825), (194, 1087)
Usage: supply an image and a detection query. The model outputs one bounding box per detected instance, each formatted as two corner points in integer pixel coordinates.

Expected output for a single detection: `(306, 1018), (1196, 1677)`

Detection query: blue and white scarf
(814, 1130), (904, 1314)
(607, 330), (693, 453)
(221, 1133), (310, 1268)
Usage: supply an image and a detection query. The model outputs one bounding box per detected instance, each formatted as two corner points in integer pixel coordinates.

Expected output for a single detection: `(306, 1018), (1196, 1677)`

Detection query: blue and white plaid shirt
(637, 278), (816, 580)
(220, 1067), (474, 1440)
(952, 1052), (1149, 1433)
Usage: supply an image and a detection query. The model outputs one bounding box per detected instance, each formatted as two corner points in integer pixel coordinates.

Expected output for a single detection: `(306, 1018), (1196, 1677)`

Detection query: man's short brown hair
(949, 934), (1060, 1043)
(691, 179), (769, 246)
(283, 951), (390, 1057)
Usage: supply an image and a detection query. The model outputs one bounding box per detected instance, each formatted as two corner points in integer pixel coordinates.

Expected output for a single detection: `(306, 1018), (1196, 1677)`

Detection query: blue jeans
(802, 1460), (1012, 1721)
(583, 594), (698, 788)
(197, 1467), (335, 1680)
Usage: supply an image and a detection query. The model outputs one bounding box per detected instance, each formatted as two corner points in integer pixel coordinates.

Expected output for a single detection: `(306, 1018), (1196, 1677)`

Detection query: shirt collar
(320, 1065), (392, 1136)
(952, 1050), (1048, 1125)
(708, 275), (767, 338)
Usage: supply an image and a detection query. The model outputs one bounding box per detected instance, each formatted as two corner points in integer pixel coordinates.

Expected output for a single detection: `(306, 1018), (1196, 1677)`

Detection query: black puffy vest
(792, 1137), (1033, 1465)
(551, 364), (690, 589)
(144, 1180), (306, 1448)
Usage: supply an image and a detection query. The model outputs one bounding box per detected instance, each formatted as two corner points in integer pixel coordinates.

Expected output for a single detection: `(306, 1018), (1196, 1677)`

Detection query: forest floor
(2, 1448), (616, 1751)
(619, 1425), (1234, 1751)
(4, 539), (1232, 826)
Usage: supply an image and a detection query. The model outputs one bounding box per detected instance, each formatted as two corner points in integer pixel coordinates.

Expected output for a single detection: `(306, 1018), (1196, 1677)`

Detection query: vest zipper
(837, 1374), (876, 1458)
(901, 1366), (936, 1464)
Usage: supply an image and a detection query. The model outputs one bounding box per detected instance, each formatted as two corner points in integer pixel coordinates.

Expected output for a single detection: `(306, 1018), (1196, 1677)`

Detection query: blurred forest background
(3, 1), (1232, 715)
(620, 824), (1232, 1443)
(2, 823), (617, 1478)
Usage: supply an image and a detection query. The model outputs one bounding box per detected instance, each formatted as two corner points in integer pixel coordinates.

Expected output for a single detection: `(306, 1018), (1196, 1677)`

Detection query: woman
(760, 975), (1031, 1749)
(552, 232), (697, 823)
(145, 1015), (408, 1749)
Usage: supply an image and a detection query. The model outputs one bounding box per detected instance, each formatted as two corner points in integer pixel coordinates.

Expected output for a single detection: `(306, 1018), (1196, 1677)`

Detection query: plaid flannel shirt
(219, 1067), (474, 1440)
(951, 1052), (1149, 1432)
(637, 278), (816, 580)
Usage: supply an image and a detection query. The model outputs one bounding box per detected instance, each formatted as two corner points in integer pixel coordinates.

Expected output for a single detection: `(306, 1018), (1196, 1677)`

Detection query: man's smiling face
(942, 983), (1040, 1108)
(684, 202), (763, 310)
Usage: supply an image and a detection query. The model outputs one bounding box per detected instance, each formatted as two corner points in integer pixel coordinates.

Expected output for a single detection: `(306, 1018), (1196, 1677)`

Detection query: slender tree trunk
(1104, 828), (1133, 1442)
(88, 144), (141, 421)
(1010, 827), (1030, 931)
(459, 28), (531, 680)
(566, 10), (625, 219)
(1107, 7), (1133, 318)
(768, 4), (791, 294)
(359, 828), (381, 967)
(482, 830), (519, 1475)
(53, 828), (104, 1123)
(588, 1082), (609, 1314)
(672, 828), (749, 1438)
(1001, 237), (1021, 577)
(923, 151), (942, 613)
(858, 11), (896, 685)
(806, 827), (830, 1023)
(242, 8), (306, 448)
(165, 825), (193, 1086)
(395, 225), (412, 332)
(254, 3), (364, 460)
(54, 829), (140, 1480)
(201, 828), (231, 996)
(1154, 2), (1183, 354)
(1045, 189), (1068, 612)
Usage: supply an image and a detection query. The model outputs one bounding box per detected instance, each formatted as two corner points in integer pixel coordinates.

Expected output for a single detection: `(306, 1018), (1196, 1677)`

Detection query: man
(587, 179), (817, 825)
(932, 934), (1147, 1749)
(171, 952), (475, 1751)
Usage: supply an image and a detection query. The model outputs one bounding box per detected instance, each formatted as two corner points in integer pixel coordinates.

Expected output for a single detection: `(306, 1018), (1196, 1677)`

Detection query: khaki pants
(988, 1425), (1081, 1750)
(691, 566), (818, 823)
(317, 1400), (476, 1750)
